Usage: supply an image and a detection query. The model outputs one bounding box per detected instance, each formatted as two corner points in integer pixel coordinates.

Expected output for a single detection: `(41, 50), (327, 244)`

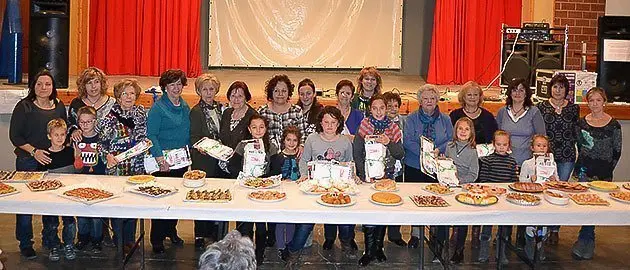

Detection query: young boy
(73, 106), (107, 253)
(39, 118), (81, 261)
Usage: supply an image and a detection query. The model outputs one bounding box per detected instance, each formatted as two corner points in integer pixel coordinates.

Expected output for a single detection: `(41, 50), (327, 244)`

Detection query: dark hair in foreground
(315, 106), (345, 134)
(198, 230), (256, 270)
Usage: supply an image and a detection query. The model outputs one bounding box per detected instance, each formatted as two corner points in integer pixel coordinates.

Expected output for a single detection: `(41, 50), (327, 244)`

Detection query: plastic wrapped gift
(242, 139), (267, 177)
(112, 139), (153, 168)
(144, 146), (192, 173)
(476, 143), (495, 158)
(193, 137), (234, 161)
(436, 158), (459, 186)
(535, 153), (556, 181)
(420, 136), (437, 177)
(364, 138), (386, 180)
(308, 160), (356, 184)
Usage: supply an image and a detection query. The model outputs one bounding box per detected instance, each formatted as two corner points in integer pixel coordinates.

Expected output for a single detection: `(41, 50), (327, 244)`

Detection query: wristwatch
(30, 148), (37, 156)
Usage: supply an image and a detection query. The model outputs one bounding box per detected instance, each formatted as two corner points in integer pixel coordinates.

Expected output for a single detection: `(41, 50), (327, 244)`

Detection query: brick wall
(554, 0), (606, 70)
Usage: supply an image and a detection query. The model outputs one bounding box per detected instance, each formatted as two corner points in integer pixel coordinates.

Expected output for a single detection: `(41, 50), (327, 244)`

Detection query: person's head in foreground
(198, 230), (256, 270)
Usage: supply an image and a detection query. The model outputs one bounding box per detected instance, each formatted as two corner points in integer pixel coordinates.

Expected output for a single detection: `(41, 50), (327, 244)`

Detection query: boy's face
(78, 114), (96, 134)
(494, 135), (510, 154)
(48, 127), (67, 147)
(386, 100), (400, 118)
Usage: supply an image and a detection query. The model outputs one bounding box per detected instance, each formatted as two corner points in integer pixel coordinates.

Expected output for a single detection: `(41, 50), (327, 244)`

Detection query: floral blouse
(97, 103), (147, 176)
(537, 101), (579, 163)
(575, 117), (622, 181)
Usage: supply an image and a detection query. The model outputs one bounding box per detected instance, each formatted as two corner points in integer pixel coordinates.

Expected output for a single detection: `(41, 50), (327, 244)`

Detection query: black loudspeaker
(28, 0), (70, 89)
(501, 40), (532, 86)
(533, 42), (564, 70)
(597, 16), (630, 102)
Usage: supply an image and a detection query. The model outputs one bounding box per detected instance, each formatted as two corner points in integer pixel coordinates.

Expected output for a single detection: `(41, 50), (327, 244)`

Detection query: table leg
(418, 226), (424, 270)
(496, 226), (504, 270)
(140, 219), (145, 270)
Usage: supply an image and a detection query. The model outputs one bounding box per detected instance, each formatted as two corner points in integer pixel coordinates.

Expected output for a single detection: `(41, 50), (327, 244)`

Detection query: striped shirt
(478, 152), (519, 183)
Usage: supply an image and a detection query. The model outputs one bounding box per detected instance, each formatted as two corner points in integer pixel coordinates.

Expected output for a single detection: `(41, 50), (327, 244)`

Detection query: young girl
(229, 114), (277, 266)
(445, 117), (479, 264)
(477, 130), (519, 264)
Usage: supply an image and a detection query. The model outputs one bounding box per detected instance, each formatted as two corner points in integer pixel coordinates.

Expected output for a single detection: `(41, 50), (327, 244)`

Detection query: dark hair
(548, 74), (570, 98)
(159, 69), (187, 92)
(26, 70), (58, 101)
(368, 93), (386, 107)
(335, 79), (355, 97)
(227, 81), (252, 102)
(281, 125), (302, 150)
(247, 114), (271, 153)
(382, 91), (401, 106)
(505, 78), (533, 107)
(315, 106), (345, 134)
(296, 78), (322, 125)
(264, 74), (294, 102)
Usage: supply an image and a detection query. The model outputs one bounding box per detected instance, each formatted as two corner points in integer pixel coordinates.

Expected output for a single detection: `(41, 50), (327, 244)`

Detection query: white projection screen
(208, 0), (403, 69)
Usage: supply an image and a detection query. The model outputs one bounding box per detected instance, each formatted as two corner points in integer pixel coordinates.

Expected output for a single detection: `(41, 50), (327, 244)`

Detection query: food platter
(127, 175), (155, 185)
(56, 184), (120, 205)
(409, 195), (449, 207)
(623, 183), (630, 191)
(247, 190), (287, 203)
(544, 190), (569, 205)
(26, 179), (64, 192)
(0, 183), (19, 198)
(184, 189), (232, 203)
(239, 177), (281, 189)
(544, 181), (589, 193)
(609, 192), (630, 204)
(0, 170), (16, 181)
(298, 181), (359, 195)
(462, 183), (507, 196)
(455, 193), (498, 206)
(183, 170), (206, 188)
(509, 182), (545, 193)
(423, 183), (454, 195)
(4, 171), (46, 183)
(568, 193), (610, 206)
(126, 182), (178, 198)
(316, 193), (356, 207)
(505, 193), (541, 206)
(587, 181), (619, 192)
(371, 179), (399, 192)
(369, 192), (403, 206)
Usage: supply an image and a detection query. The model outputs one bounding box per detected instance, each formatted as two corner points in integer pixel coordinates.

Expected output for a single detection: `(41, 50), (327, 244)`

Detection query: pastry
(127, 175), (155, 184)
(506, 193), (541, 206)
(424, 183), (453, 195)
(321, 193), (352, 205)
(509, 182), (545, 193)
(463, 183), (507, 196)
(569, 193), (609, 206)
(373, 179), (397, 191)
(410, 195), (449, 207)
(10, 171), (45, 181)
(243, 178), (276, 188)
(63, 188), (114, 201)
(185, 189), (232, 202)
(544, 190), (569, 205)
(545, 181), (588, 192)
(133, 185), (175, 197)
(371, 192), (402, 204)
(0, 183), (17, 195)
(248, 190), (287, 201)
(183, 170), (206, 180)
(609, 192), (630, 203)
(27, 179), (64, 191)
(455, 190), (498, 206)
(588, 181), (619, 191)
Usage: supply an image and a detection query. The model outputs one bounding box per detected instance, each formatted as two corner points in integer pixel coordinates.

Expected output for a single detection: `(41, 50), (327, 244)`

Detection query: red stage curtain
(427, 0), (522, 85)
(89, 0), (201, 77)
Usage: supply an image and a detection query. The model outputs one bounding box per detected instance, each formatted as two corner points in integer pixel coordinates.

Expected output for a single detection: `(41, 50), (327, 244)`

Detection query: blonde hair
(113, 79), (141, 100)
(76, 106), (96, 119)
(585, 87), (607, 103)
(357, 66), (382, 95)
(76, 67), (108, 98)
(417, 84), (440, 101)
(47, 118), (67, 134)
(194, 73), (221, 97)
(453, 117), (476, 147)
(531, 134), (551, 153)
(458, 81), (484, 107)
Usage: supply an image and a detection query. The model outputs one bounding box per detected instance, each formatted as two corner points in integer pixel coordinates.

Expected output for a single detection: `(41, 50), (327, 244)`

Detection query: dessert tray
(410, 195), (449, 207)
(239, 175), (281, 189)
(0, 182), (19, 197)
(587, 181), (619, 192)
(298, 178), (359, 195)
(126, 182), (178, 198)
(127, 175), (155, 185)
(184, 189), (232, 203)
(609, 192), (630, 204)
(26, 179), (64, 192)
(317, 193), (356, 207)
(423, 183), (454, 195)
(509, 182), (545, 193)
(57, 183), (120, 205)
(0, 170), (16, 180)
(462, 184), (507, 196)
(369, 192), (403, 206)
(568, 193), (610, 206)
(371, 179), (398, 192)
(3, 171), (46, 183)
(455, 190), (498, 206)
(247, 190), (287, 202)
(183, 170), (207, 188)
(544, 190), (569, 205)
(505, 192), (541, 206)
(544, 181), (588, 193)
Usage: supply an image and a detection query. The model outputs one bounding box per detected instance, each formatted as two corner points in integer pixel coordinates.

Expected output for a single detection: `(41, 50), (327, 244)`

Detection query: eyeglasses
(121, 92), (136, 98)
(79, 119), (96, 125)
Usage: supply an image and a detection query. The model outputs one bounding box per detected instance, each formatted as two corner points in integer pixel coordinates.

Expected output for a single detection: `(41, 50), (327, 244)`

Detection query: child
(445, 117), (479, 264)
(73, 106), (106, 254)
(229, 114), (278, 266)
(477, 130), (519, 264)
(519, 134), (558, 261)
(39, 118), (81, 261)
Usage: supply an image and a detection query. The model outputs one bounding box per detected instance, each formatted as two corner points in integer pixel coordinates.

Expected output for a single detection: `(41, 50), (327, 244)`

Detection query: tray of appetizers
(423, 183), (454, 195)
(4, 171), (46, 183)
(371, 179), (398, 192)
(410, 195), (449, 207)
(126, 182), (178, 198)
(57, 184), (120, 205)
(0, 182), (19, 197)
(184, 189), (232, 203)
(26, 179), (64, 192)
(609, 192), (630, 204)
(505, 192), (541, 206)
(239, 176), (281, 189)
(247, 190), (287, 202)
(316, 193), (356, 207)
(509, 182), (545, 193)
(545, 181), (589, 193)
(462, 183), (507, 196)
(568, 193), (610, 206)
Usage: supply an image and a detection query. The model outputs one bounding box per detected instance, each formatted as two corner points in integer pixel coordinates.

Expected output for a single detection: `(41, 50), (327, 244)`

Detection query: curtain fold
(427, 0), (522, 85)
(89, 0), (201, 77)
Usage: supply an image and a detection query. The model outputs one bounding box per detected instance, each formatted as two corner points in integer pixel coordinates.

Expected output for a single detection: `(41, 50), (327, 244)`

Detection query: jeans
(42, 216), (76, 249)
(77, 217), (104, 243)
(324, 224), (355, 242)
(15, 156), (39, 250)
(112, 218), (137, 246)
(276, 223), (296, 250)
(578, 226), (595, 242)
(287, 223), (315, 253)
(556, 162), (575, 181)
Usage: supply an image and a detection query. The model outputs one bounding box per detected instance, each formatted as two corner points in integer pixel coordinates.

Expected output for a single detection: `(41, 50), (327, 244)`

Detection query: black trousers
(150, 167), (187, 246)
(194, 221), (228, 241)
(236, 222), (270, 255)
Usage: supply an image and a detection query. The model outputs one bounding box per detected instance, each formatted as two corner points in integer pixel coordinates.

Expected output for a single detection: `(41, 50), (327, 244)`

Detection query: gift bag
(364, 137), (386, 181)
(420, 136), (437, 178)
(535, 153), (556, 181)
(242, 139), (267, 177)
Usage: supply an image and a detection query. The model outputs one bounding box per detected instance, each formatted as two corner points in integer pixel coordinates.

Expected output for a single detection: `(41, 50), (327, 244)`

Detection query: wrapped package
(193, 137), (234, 161)
(242, 139), (267, 177)
(364, 138), (386, 180)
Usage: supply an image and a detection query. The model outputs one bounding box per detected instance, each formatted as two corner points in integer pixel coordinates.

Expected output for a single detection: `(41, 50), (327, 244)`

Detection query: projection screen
(208, 0), (403, 69)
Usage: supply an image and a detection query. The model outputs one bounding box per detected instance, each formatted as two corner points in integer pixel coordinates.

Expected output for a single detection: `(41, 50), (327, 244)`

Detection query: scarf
(199, 99), (221, 140)
(418, 107), (440, 141)
(369, 115), (392, 134)
(357, 116), (402, 143)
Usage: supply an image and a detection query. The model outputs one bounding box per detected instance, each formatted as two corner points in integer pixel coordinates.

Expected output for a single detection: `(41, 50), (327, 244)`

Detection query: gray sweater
(495, 106), (546, 166)
(445, 141), (479, 184)
(299, 133), (353, 176)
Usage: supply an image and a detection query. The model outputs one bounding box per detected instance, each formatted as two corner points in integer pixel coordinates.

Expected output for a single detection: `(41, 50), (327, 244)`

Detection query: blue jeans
(324, 224), (355, 242)
(42, 216), (76, 249)
(556, 162), (575, 181)
(77, 217), (104, 243)
(288, 223), (315, 253)
(15, 156), (39, 250)
(112, 218), (137, 246)
(577, 176), (596, 242)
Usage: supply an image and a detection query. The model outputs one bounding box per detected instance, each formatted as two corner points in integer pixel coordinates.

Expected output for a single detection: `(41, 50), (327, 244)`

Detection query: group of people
(8, 66), (622, 267)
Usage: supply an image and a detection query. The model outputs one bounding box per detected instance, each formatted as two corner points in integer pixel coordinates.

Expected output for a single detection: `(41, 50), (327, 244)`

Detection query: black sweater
(9, 99), (67, 157)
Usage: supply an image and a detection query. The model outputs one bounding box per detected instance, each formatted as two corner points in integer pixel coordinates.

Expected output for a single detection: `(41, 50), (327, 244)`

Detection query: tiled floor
(0, 217), (629, 269)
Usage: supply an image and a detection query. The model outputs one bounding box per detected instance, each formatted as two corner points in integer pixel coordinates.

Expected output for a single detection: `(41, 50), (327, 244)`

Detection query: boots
(358, 226), (377, 266)
(471, 226), (481, 248)
(375, 226), (387, 262)
(255, 232), (266, 266)
(478, 239), (490, 263)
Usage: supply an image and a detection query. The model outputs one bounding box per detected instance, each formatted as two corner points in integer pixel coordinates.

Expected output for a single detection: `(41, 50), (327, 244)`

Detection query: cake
(374, 179), (397, 191)
(371, 192), (402, 204)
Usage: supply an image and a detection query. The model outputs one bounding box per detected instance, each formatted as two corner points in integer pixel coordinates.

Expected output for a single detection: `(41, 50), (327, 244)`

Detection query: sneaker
(20, 247), (37, 260)
(92, 242), (102, 254)
(49, 247), (61, 262)
(64, 244), (77, 260)
(195, 237), (206, 251)
(75, 240), (90, 251)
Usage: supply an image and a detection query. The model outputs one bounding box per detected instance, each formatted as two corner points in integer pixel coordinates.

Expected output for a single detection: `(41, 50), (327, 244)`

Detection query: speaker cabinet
(597, 16), (630, 102)
(501, 40), (532, 86)
(28, 0), (70, 88)
(533, 42), (564, 70)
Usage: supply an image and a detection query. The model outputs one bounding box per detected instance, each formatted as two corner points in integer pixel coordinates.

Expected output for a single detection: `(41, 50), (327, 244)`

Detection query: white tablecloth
(1, 174), (629, 226)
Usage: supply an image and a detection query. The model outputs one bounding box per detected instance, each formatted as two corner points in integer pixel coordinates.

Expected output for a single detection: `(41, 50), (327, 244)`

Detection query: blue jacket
(403, 109), (453, 169)
(147, 95), (191, 157)
(346, 108), (364, 135)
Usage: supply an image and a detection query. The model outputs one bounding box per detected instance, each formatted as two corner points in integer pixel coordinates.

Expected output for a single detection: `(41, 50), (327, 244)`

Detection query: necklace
(35, 99), (54, 109)
(464, 106), (480, 116)
(510, 105), (524, 116)
(84, 95), (102, 107)
(549, 99), (565, 114)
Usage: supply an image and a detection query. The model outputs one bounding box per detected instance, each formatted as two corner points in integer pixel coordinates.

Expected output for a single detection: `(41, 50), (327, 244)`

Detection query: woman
(448, 81), (498, 254)
(218, 81), (258, 176)
(351, 66), (382, 115)
(572, 87), (622, 260)
(9, 71), (68, 260)
(258, 74), (306, 152)
(69, 67), (116, 142)
(536, 74), (579, 245)
(352, 94), (404, 266)
(190, 73), (226, 250)
(146, 69), (191, 254)
(403, 84), (453, 250)
(283, 106), (354, 265)
(296, 78), (323, 136)
(97, 79), (147, 253)
(336, 79), (364, 140)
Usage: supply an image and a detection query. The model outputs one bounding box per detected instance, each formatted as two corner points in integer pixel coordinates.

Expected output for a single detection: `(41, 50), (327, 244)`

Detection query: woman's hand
(70, 129), (83, 142)
(157, 156), (170, 172)
(33, 149), (52, 165)
(106, 154), (118, 168)
(375, 134), (390, 145)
